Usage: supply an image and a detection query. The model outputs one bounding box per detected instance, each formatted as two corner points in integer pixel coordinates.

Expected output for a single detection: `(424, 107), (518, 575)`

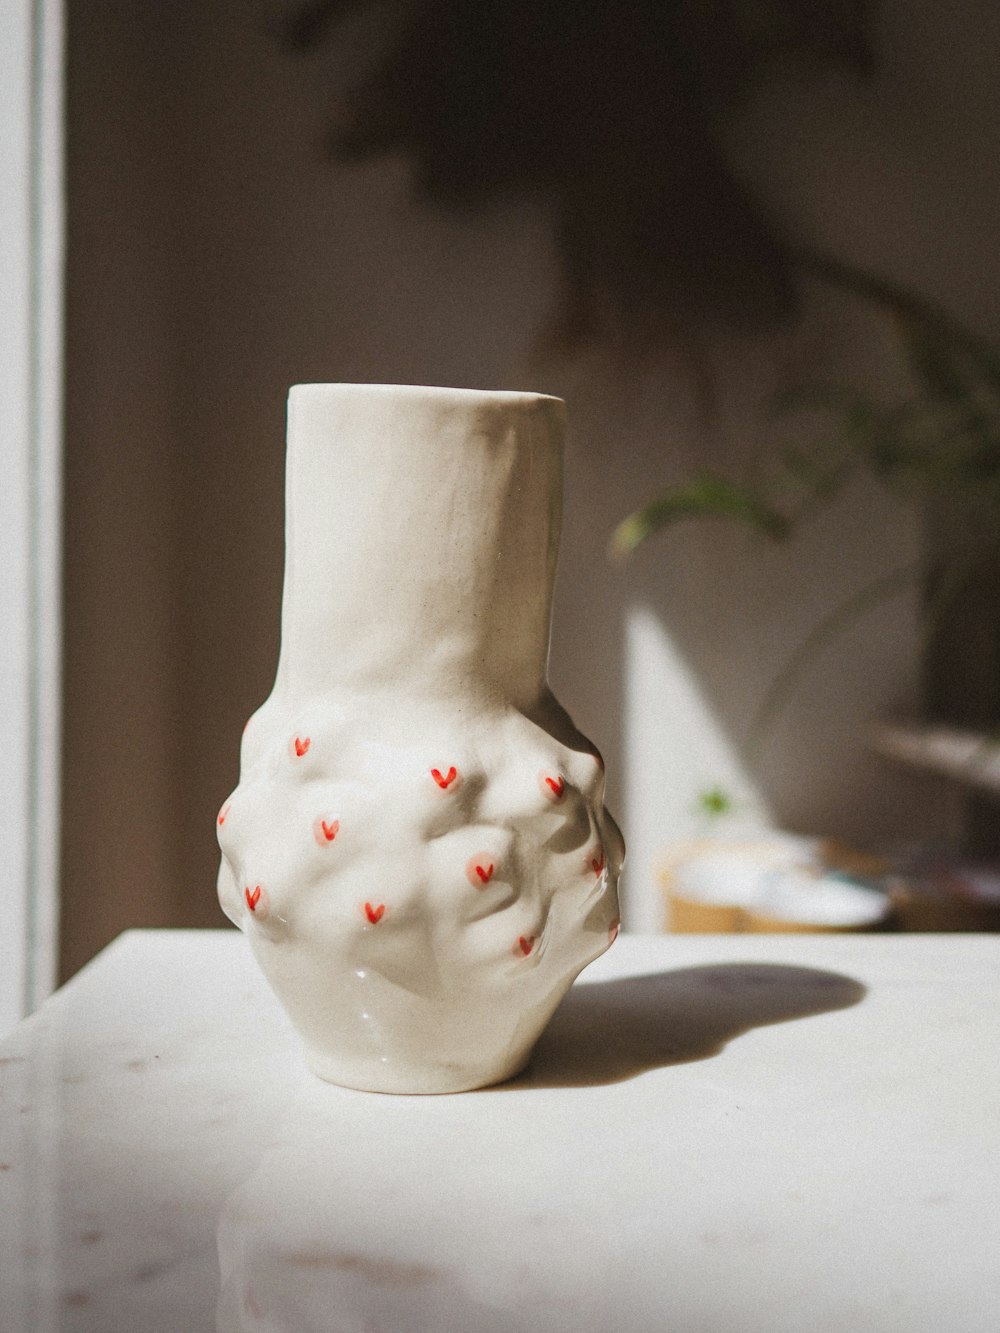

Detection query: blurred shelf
(871, 720), (1000, 797)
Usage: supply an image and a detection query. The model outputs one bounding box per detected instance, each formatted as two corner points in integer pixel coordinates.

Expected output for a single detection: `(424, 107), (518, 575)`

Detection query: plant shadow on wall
(273, 0), (870, 345)
(274, 0), (1000, 853)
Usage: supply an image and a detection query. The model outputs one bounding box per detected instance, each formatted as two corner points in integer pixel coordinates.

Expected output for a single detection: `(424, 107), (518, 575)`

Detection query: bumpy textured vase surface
(217, 384), (623, 1092)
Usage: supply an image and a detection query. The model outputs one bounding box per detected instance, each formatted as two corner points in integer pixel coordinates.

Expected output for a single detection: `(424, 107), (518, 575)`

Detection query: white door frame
(0, 0), (64, 1035)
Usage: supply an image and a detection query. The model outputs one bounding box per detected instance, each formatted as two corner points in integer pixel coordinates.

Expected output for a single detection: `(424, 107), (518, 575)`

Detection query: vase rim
(289, 382), (563, 405)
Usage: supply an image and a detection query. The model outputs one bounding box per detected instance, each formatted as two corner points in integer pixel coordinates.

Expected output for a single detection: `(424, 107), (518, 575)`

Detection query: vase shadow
(214, 963), (865, 1331)
(506, 962), (867, 1089)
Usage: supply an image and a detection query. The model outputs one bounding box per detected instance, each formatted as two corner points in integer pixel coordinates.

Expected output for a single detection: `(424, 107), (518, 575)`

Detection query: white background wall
(59, 0), (995, 969)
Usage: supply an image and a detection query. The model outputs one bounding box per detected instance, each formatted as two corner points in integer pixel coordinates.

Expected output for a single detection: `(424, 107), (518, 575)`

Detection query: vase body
(217, 384), (623, 1093)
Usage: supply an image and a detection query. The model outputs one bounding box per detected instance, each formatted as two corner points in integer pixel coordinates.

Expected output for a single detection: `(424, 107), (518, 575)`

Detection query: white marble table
(1, 930), (998, 1332)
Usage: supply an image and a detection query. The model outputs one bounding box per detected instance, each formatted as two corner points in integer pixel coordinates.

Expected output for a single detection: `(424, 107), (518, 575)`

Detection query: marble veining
(2, 932), (1000, 1331)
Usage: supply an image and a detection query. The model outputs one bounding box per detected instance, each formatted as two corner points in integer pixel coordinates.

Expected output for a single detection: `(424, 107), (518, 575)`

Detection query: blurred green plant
(697, 785), (735, 818)
(612, 253), (1000, 751)
(613, 253), (1000, 558)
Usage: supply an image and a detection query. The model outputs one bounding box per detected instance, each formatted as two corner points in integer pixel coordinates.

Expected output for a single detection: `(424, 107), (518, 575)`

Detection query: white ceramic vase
(217, 384), (623, 1093)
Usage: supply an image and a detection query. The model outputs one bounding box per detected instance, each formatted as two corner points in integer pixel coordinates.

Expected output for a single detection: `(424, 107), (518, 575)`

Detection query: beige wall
(62, 0), (994, 973)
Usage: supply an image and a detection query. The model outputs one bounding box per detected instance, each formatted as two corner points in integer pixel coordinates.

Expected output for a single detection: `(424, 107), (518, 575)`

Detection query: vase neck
(273, 384), (564, 708)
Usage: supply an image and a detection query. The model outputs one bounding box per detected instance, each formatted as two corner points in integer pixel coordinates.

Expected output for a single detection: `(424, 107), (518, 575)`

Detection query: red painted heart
(217, 802), (231, 827)
(245, 885), (261, 912)
(365, 902), (385, 924)
(293, 736), (310, 758)
(518, 935), (535, 956)
(591, 851), (606, 876)
(544, 775), (565, 800)
(431, 766), (458, 789)
(313, 816), (341, 847)
(466, 854), (497, 888)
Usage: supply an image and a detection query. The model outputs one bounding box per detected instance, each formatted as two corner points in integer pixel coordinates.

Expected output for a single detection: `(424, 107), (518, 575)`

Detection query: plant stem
(743, 561), (922, 764)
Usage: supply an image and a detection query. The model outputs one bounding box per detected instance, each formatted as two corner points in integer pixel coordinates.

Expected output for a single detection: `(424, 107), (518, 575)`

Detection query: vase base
(303, 1046), (533, 1095)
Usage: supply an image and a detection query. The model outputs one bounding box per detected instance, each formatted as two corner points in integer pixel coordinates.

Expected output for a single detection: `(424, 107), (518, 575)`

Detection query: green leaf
(698, 786), (734, 817)
(610, 473), (790, 559)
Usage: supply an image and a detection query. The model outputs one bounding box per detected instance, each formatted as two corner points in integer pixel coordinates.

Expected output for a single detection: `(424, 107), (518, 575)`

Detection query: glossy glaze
(216, 386), (623, 1092)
